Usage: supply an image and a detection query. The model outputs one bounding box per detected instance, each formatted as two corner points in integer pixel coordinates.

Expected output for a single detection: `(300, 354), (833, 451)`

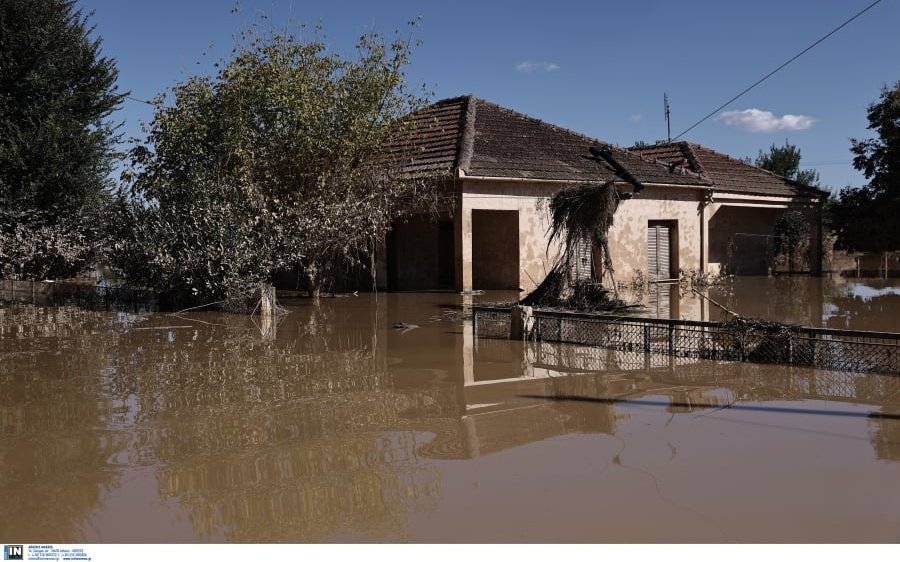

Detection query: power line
(672, 0), (883, 141)
(124, 95), (158, 106)
(805, 160), (854, 166)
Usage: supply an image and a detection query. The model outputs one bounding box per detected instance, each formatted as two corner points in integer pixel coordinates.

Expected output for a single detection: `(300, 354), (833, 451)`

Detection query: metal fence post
(788, 334), (794, 365)
(810, 332), (817, 368)
(471, 308), (898, 375)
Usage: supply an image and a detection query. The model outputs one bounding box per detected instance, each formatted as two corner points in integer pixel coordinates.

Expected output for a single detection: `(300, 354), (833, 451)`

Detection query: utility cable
(124, 95), (158, 106)
(673, 0), (883, 140)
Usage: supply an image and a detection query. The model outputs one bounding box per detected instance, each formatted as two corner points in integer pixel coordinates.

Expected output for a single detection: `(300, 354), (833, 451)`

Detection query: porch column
(700, 200), (710, 274)
(462, 301), (475, 385)
(459, 203), (473, 291)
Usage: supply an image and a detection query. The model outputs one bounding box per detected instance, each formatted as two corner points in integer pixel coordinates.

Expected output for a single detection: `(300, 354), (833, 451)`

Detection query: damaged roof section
(392, 96), (709, 187)
(630, 141), (828, 199)
(390, 97), (826, 200)
(383, 97), (469, 178)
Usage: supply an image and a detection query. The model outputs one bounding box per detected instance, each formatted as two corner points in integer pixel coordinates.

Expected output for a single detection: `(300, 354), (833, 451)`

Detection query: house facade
(382, 96), (825, 292)
(630, 142), (827, 277)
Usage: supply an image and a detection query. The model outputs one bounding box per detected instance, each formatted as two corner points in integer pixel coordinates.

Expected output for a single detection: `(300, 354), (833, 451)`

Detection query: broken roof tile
(394, 96), (710, 187)
(630, 141), (827, 199)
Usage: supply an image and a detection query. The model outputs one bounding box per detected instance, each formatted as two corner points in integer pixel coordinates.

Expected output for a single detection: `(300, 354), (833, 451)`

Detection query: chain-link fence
(528, 351), (900, 406)
(472, 305), (900, 375)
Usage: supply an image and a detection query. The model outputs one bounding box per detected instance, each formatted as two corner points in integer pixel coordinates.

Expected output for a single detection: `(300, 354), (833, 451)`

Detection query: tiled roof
(630, 141), (827, 199)
(395, 96), (709, 187)
(385, 96), (469, 178)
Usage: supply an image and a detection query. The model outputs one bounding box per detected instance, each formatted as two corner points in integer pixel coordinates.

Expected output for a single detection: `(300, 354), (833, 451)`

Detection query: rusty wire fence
(473, 306), (900, 375)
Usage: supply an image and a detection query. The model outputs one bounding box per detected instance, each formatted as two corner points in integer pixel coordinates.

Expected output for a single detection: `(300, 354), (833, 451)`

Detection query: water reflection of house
(430, 315), (900, 462)
(667, 388), (734, 413)
(384, 96), (826, 292)
(4, 302), (900, 543)
(411, 326), (703, 461)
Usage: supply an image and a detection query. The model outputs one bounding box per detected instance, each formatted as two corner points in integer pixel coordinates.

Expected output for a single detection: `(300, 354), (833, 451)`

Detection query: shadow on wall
(708, 206), (786, 275)
(472, 210), (519, 290)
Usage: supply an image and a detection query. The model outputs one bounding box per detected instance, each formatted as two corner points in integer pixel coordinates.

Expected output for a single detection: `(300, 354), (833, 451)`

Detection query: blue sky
(83, 0), (900, 191)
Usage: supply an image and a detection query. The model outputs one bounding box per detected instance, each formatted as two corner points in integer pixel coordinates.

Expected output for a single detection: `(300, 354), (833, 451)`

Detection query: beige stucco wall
(607, 186), (705, 283)
(445, 177), (822, 294)
(459, 179), (563, 292)
(459, 180), (710, 291)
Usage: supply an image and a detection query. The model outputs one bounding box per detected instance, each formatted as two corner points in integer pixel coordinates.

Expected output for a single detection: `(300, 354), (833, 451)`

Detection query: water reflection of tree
(822, 279), (900, 332)
(0, 307), (132, 541)
(107, 305), (442, 541)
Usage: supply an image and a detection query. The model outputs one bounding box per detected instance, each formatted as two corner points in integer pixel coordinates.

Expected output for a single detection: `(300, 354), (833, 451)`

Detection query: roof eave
(457, 168), (712, 188)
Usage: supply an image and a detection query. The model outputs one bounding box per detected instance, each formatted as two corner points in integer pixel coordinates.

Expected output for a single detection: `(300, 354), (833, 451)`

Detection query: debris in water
(393, 321), (420, 334)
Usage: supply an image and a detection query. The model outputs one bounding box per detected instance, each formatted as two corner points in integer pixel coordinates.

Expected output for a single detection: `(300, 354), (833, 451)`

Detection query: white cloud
(719, 108), (816, 133)
(630, 113), (643, 122)
(516, 61), (560, 73)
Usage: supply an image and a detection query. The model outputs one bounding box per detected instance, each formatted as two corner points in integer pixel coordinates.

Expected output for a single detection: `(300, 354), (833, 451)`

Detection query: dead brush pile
(521, 267), (635, 313)
(520, 180), (638, 313)
(719, 315), (803, 362)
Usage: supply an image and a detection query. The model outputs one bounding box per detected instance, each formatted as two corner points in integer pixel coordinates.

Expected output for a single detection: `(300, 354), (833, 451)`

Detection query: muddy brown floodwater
(1, 277), (900, 543)
(629, 275), (900, 330)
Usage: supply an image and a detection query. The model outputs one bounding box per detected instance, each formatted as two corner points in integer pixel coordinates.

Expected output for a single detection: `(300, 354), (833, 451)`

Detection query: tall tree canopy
(832, 81), (900, 253)
(0, 0), (124, 279)
(755, 141), (820, 187)
(113, 21), (434, 304)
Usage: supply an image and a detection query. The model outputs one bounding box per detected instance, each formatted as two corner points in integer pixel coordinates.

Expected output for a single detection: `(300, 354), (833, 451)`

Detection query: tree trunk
(258, 283), (276, 317)
(598, 238), (618, 298)
(305, 263), (320, 298)
(254, 283), (278, 339)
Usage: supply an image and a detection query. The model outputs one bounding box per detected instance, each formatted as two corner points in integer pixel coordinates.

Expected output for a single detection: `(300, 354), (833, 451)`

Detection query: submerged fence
(473, 305), (900, 375)
(0, 279), (156, 311)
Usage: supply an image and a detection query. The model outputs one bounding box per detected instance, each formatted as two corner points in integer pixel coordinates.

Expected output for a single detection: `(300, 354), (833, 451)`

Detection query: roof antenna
(664, 93), (671, 143)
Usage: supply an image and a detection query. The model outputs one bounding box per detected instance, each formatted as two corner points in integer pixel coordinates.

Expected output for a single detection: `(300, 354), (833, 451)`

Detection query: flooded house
(629, 141), (828, 276)
(383, 96), (826, 292)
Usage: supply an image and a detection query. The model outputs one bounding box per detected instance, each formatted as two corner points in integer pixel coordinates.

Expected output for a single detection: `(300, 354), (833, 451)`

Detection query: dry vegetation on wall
(520, 181), (637, 313)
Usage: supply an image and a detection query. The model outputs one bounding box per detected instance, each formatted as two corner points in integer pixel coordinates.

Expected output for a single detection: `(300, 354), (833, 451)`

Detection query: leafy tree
(755, 140), (820, 186)
(850, 81), (900, 192)
(831, 81), (900, 266)
(0, 0), (124, 279)
(114, 21), (434, 304)
(773, 210), (810, 274)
